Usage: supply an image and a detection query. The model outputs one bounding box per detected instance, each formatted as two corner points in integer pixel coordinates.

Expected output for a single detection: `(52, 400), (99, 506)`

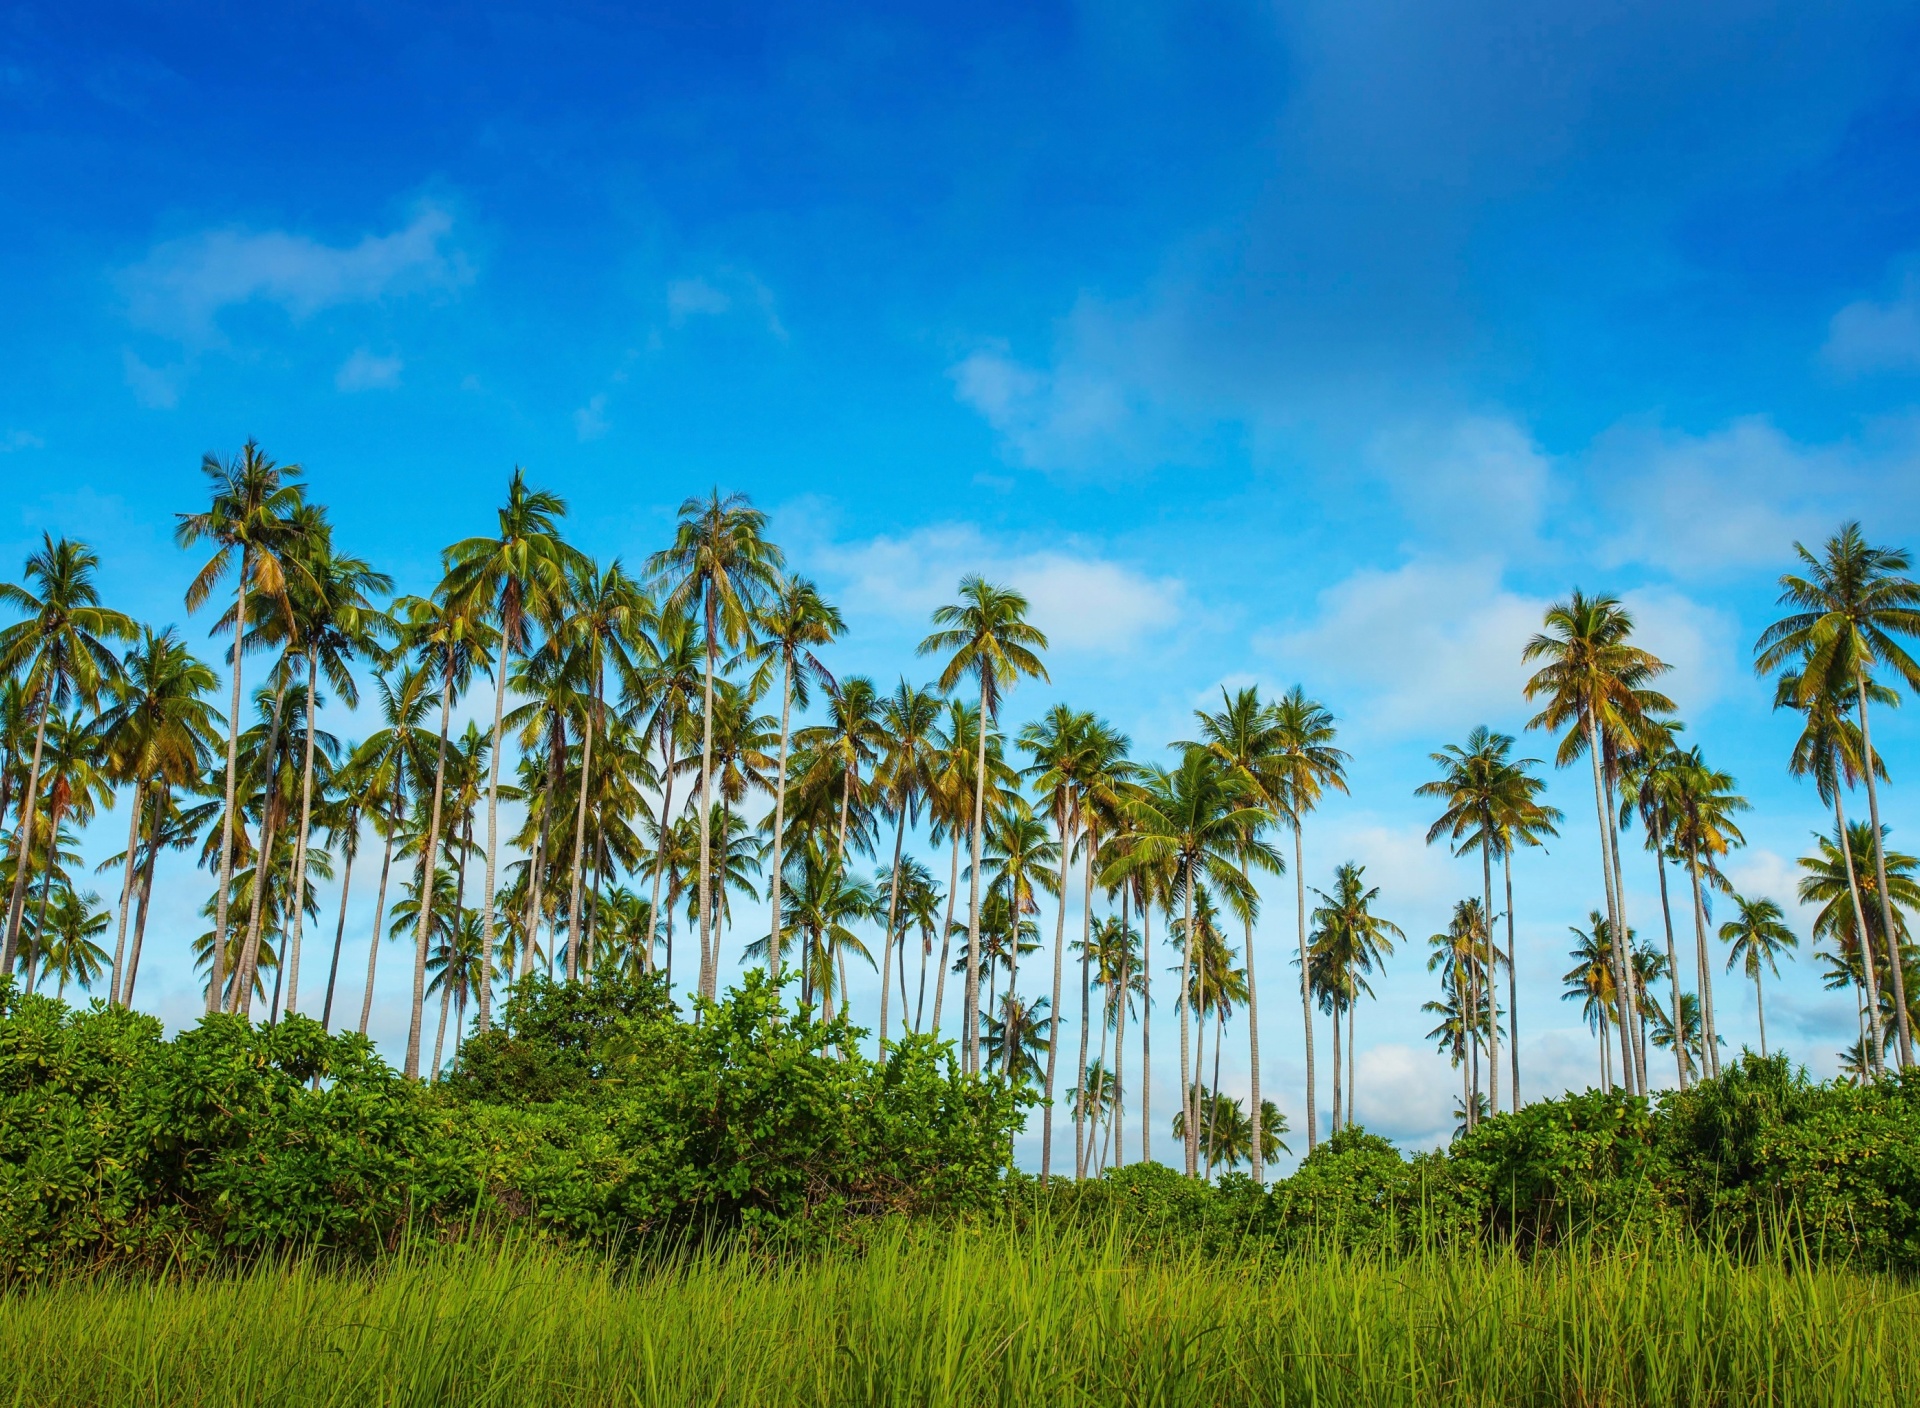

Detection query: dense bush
(6, 970), (1920, 1280)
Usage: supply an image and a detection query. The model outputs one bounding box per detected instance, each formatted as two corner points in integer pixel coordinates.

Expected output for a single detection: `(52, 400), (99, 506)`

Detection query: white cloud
(119, 202), (467, 347)
(1617, 585), (1737, 717)
(335, 347), (403, 392)
(121, 349), (182, 409)
(807, 522), (1184, 657)
(574, 393), (610, 442)
(1370, 414), (1554, 549)
(666, 269), (786, 339)
(0, 430), (44, 453)
(1260, 558), (1543, 736)
(1825, 268), (1920, 374)
(1351, 1042), (1458, 1145)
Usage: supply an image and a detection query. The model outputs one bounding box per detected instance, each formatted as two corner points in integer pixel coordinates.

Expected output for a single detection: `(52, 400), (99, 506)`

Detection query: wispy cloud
(0, 429), (44, 453)
(1824, 265), (1920, 375)
(574, 393), (610, 441)
(665, 269), (786, 339)
(335, 348), (403, 392)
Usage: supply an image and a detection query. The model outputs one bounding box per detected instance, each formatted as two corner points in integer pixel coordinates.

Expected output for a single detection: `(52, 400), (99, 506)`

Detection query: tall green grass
(2, 1223), (1914, 1406)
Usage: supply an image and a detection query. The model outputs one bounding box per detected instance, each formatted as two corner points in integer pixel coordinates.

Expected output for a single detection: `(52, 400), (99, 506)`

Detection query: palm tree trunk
(124, 819), (160, 1009)
(1585, 718), (1637, 1097)
(1073, 851), (1093, 1179)
(933, 830), (959, 1036)
(1835, 793), (1885, 1076)
(1655, 849), (1688, 1091)
(478, 628), (515, 1034)
(1112, 894), (1129, 1170)
(1243, 858), (1266, 1182)
(284, 651), (322, 1016)
(1294, 822), (1317, 1151)
(321, 826), (356, 1031)
(645, 713), (674, 976)
(767, 657), (793, 980)
(1503, 849), (1521, 1112)
(108, 779), (144, 1007)
(1462, 938), (1479, 1131)
(1755, 965), (1767, 1059)
(523, 719), (562, 981)
(27, 815), (61, 995)
(1604, 770), (1647, 1092)
(1178, 858), (1198, 1176)
(406, 671), (454, 1079)
(1856, 683), (1913, 1068)
(1348, 991), (1357, 1127)
(237, 678), (291, 1013)
(566, 668), (600, 981)
(1687, 850), (1720, 1079)
(915, 920), (930, 1033)
(2, 696), (51, 970)
(1481, 844), (1499, 1117)
(880, 802), (907, 1057)
(431, 980), (451, 1081)
(1330, 1003), (1342, 1133)
(1141, 900), (1152, 1166)
(964, 679), (990, 1073)
(1208, 1008), (1224, 1179)
(696, 597), (718, 1002)
(207, 551), (250, 1011)
(360, 812), (397, 1036)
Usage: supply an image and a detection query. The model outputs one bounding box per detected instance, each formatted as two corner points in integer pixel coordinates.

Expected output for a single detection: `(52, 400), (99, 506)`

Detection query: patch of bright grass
(2, 1223), (1913, 1406)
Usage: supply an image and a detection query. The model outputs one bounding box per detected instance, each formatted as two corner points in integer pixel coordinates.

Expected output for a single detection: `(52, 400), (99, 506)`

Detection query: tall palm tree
(0, 535), (136, 970)
(918, 577), (1049, 1073)
(648, 491), (783, 1001)
(174, 442), (307, 1007)
(1268, 686), (1347, 1153)
(17, 712), (112, 992)
(875, 680), (939, 1046)
(1186, 686), (1290, 1180)
(1309, 861), (1400, 1131)
(1776, 668), (1889, 1073)
(352, 668), (432, 1036)
(394, 590), (496, 1077)
(1667, 747), (1747, 1079)
(983, 803), (1060, 1074)
(1719, 893), (1796, 1059)
(1800, 822), (1919, 1066)
(1621, 726), (1696, 1089)
(1110, 749), (1263, 1176)
(626, 604), (704, 978)
(1490, 751), (1558, 1110)
(278, 523), (391, 1018)
(1523, 591), (1674, 1096)
(442, 469), (570, 1034)
(1433, 899), (1494, 1108)
(95, 628), (220, 1006)
(747, 577), (843, 984)
(1758, 523), (1920, 1068)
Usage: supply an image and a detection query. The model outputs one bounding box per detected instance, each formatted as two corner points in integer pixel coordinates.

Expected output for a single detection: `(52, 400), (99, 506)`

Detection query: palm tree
(1268, 686), (1348, 1153)
(1186, 686), (1289, 1180)
(1647, 989), (1707, 1085)
(1800, 821), (1919, 1067)
(1668, 748), (1748, 1079)
(442, 468), (571, 1034)
(34, 887), (110, 999)
(1621, 727), (1697, 1089)
(94, 628), (220, 1006)
(1416, 726), (1512, 1116)
(1490, 751), (1558, 1110)
(984, 991), (1052, 1084)
(1523, 591), (1674, 1096)
(394, 590), (496, 1077)
(1758, 523), (1920, 1067)
(648, 491), (784, 1001)
(626, 604), (704, 979)
(278, 523), (391, 1018)
(917, 578), (1049, 1073)
(984, 803), (1060, 1074)
(352, 668), (432, 1035)
(1719, 893), (1796, 1059)
(1309, 862), (1400, 1132)
(1561, 910), (1619, 1089)
(1109, 749), (1262, 1175)
(175, 442), (307, 1008)
(0, 535), (136, 970)
(875, 680), (939, 1047)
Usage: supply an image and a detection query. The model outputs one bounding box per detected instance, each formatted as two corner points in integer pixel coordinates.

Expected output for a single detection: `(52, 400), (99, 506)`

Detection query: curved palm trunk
(284, 653), (322, 1016)
(1141, 902), (1152, 1166)
(645, 712), (676, 978)
(478, 636), (512, 1036)
(1178, 859), (1198, 1176)
(236, 679), (291, 1013)
(125, 829), (160, 1009)
(696, 598), (718, 1002)
(1686, 850), (1720, 1080)
(108, 779), (145, 1007)
(1503, 850), (1521, 1112)
(321, 829), (356, 1031)
(767, 658), (793, 981)
(1856, 684), (1913, 1068)
(1835, 792), (1885, 1076)
(2, 696), (52, 970)
(360, 807), (398, 1036)
(1243, 854), (1266, 1181)
(964, 681), (990, 1073)
(406, 671), (454, 1079)
(1462, 945), (1478, 1130)
(1208, 1008), (1224, 1179)
(431, 980), (451, 1081)
(915, 921), (930, 1032)
(1294, 822), (1317, 1152)
(1754, 965), (1767, 1059)
(1042, 820), (1073, 1180)
(523, 719), (563, 982)
(1603, 771), (1647, 1092)
(880, 802), (908, 1057)
(566, 670), (600, 982)
(1655, 851), (1688, 1091)
(933, 829), (956, 1037)
(1481, 844), (1499, 1117)
(1113, 889), (1130, 1170)
(1585, 719), (1637, 1097)
(205, 552), (251, 1012)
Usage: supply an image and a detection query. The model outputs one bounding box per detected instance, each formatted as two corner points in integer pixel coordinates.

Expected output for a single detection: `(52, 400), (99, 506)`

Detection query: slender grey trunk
(880, 801), (907, 1057)
(1244, 854), (1266, 1181)
(1294, 822), (1316, 1151)
(645, 712), (674, 976)
(566, 665), (600, 981)
(1604, 769), (1647, 1091)
(1755, 965), (1767, 1059)
(1857, 683), (1913, 1068)
(696, 598), (718, 1002)
(1330, 1002), (1343, 1132)
(207, 553), (250, 1010)
(237, 680), (292, 1014)
(1687, 850), (1721, 1079)
(1481, 843), (1499, 1117)
(1656, 849), (1688, 1091)
(768, 657), (793, 981)
(1836, 792), (1885, 1077)
(321, 827), (356, 1031)
(360, 816), (397, 1036)
(1178, 859), (1198, 1176)
(125, 829), (160, 1009)
(108, 780), (144, 1007)
(431, 979), (451, 1081)
(932, 830), (959, 1036)
(406, 671), (454, 1079)
(963, 680), (990, 1072)
(1586, 719), (1637, 1097)
(1503, 849), (1521, 1112)
(1141, 901), (1152, 1166)
(3, 699), (52, 971)
(1073, 845), (1092, 1179)
(478, 630), (511, 1036)
(1112, 886), (1130, 1171)
(283, 652), (321, 1015)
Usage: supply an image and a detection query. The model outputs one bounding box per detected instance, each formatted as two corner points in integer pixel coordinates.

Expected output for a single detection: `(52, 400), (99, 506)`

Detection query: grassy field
(1, 1224), (1913, 1406)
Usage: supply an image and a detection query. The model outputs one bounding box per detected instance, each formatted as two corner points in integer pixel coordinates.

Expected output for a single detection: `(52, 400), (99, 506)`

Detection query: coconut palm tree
(17, 710), (112, 996)
(94, 628), (220, 1006)
(1758, 523), (1920, 1067)
(1800, 821), (1919, 1066)
(623, 603), (703, 979)
(1490, 752), (1558, 1109)
(1667, 747), (1748, 1079)
(394, 589), (496, 1077)
(874, 680), (940, 1047)
(352, 668), (432, 1035)
(1268, 686), (1348, 1153)
(1562, 910), (1620, 1089)
(1523, 591), (1674, 1096)
(34, 887), (110, 999)
(1648, 991), (1707, 1085)
(648, 491), (784, 1001)
(0, 535), (136, 971)
(1185, 686), (1290, 1179)
(1620, 726), (1697, 1089)
(918, 578), (1048, 1073)
(1309, 862), (1400, 1132)
(1719, 893), (1796, 1058)
(442, 469), (571, 1034)
(984, 991), (1052, 1085)
(174, 443), (308, 1007)
(983, 803), (1060, 1074)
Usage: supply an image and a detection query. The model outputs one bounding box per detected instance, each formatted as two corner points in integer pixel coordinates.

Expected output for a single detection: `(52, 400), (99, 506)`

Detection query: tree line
(2, 443), (1917, 1173)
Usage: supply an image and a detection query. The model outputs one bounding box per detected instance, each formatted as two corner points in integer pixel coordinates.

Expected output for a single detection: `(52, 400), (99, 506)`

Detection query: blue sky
(6, 1), (1920, 1161)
